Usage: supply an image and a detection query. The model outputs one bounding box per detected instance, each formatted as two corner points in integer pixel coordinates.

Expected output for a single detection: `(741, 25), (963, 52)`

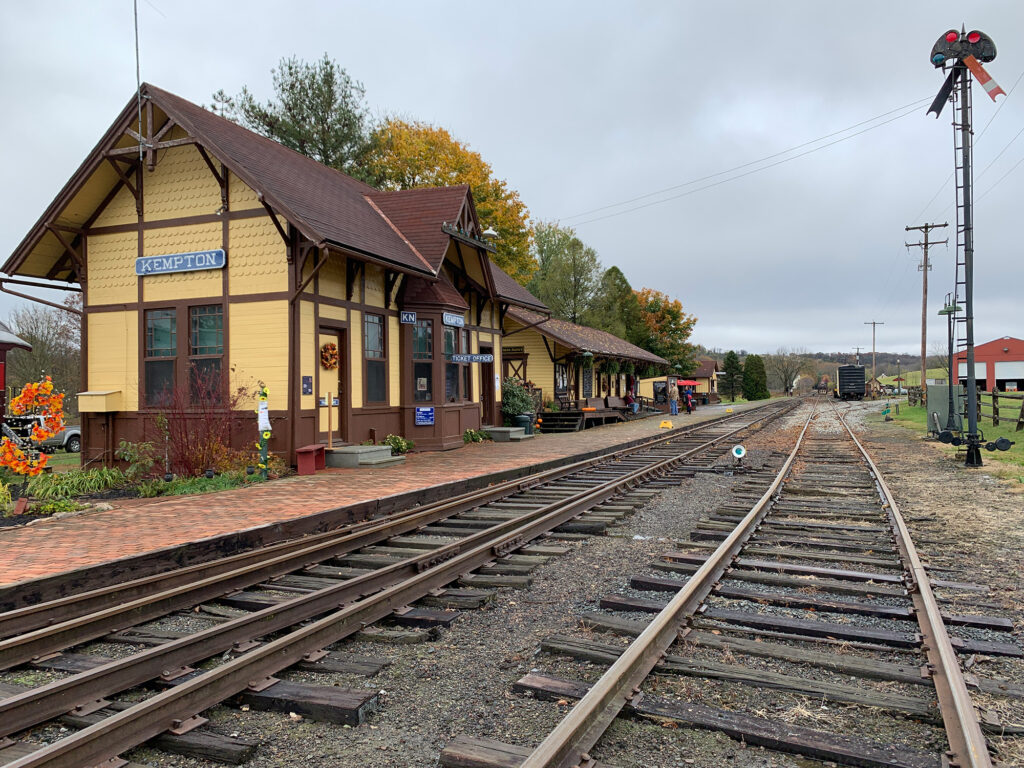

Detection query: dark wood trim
(195, 145), (226, 190)
(263, 202), (289, 247)
(346, 259), (364, 302)
(221, 165), (231, 403)
(384, 270), (399, 309)
(291, 247), (329, 302)
(106, 136), (196, 157)
(87, 207), (268, 236)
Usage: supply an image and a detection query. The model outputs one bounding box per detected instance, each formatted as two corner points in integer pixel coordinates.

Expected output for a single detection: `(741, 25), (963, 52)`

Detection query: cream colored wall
(94, 185), (138, 228)
(349, 309), (363, 409)
(143, 134), (221, 221)
(86, 232), (137, 305)
(299, 302), (315, 410)
(319, 305), (347, 323)
(364, 264), (386, 309)
(228, 215), (287, 295)
(229, 301), (289, 401)
(142, 223), (222, 301)
(87, 311), (139, 410)
(388, 316), (400, 407)
(502, 319), (555, 403)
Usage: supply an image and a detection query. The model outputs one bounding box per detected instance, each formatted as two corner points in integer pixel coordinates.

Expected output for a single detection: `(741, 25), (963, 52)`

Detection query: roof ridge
(362, 195), (436, 274)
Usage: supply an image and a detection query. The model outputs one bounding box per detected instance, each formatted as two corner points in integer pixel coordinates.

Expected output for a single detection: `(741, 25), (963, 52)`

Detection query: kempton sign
(136, 249), (226, 276)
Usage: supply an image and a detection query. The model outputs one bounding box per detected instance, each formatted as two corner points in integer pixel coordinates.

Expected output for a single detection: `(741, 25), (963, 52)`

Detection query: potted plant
(501, 377), (535, 435)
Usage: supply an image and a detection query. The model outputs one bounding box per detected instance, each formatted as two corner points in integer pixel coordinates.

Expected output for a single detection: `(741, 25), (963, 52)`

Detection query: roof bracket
(346, 259), (365, 302)
(385, 269), (400, 309)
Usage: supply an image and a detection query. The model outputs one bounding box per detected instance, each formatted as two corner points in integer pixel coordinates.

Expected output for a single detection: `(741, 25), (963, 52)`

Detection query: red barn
(954, 336), (1024, 392)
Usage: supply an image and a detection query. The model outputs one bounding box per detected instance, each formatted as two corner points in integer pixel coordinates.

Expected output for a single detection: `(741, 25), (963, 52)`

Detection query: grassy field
(44, 452), (82, 473)
(875, 399), (1024, 482)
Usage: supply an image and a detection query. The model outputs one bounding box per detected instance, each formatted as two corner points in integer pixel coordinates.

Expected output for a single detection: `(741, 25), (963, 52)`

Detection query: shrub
(383, 434), (414, 455)
(148, 365), (256, 477)
(501, 377), (534, 417)
(27, 467), (127, 500)
(115, 440), (157, 482)
(463, 428), (491, 444)
(0, 481), (11, 514)
(32, 499), (86, 515)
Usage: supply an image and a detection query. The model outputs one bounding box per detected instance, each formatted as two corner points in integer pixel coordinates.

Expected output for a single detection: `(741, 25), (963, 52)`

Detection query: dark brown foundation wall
(81, 410), (289, 468)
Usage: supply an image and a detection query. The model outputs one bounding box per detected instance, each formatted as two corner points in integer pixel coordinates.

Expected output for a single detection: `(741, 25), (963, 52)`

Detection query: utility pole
(853, 346), (863, 365)
(864, 321), (884, 392)
(905, 222), (948, 404)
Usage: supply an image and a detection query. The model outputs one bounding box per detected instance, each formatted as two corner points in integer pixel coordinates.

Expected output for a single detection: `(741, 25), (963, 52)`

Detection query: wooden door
(480, 346), (495, 425)
(318, 329), (345, 443)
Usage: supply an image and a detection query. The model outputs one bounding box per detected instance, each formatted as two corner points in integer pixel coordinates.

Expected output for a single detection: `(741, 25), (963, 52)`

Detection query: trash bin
(513, 413), (534, 435)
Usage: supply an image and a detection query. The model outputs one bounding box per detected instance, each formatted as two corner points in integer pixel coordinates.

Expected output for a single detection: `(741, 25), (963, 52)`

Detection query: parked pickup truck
(4, 415), (81, 453)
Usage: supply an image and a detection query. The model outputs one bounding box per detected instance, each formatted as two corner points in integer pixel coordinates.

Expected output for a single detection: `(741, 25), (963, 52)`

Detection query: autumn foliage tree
(361, 119), (535, 283)
(628, 288), (698, 373)
(0, 376), (65, 477)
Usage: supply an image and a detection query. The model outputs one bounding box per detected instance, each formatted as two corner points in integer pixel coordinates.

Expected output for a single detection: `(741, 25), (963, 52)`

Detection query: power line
(559, 97), (932, 224)
(910, 67), (1024, 223)
(569, 102), (928, 228)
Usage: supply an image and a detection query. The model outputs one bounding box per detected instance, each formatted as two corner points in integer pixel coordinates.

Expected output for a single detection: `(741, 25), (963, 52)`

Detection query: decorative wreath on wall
(320, 342), (339, 370)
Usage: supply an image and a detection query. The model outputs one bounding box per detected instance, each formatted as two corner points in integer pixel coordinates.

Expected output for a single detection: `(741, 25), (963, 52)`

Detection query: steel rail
(0, 403), (787, 661)
(0, 402), (796, 760)
(517, 399), (817, 768)
(0, 400), (785, 639)
(831, 403), (992, 768)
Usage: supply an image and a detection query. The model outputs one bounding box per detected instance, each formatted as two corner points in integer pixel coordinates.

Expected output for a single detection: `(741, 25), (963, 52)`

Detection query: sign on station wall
(415, 407), (435, 426)
(136, 249), (226, 276)
(400, 311), (417, 324)
(442, 312), (465, 327)
(450, 353), (494, 363)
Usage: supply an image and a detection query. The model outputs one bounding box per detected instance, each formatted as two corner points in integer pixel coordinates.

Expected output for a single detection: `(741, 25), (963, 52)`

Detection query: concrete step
(326, 445), (399, 468)
(487, 427), (526, 442)
(359, 454), (405, 467)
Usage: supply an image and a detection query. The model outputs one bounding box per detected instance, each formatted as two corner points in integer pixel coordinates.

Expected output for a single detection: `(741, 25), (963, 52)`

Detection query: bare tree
(6, 295), (81, 414)
(764, 347), (813, 394)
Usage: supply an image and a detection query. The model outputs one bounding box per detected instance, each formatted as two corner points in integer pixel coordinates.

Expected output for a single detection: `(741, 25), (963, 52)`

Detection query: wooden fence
(977, 391), (1024, 431)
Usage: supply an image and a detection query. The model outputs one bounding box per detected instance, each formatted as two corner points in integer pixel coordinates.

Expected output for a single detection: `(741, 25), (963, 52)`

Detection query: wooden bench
(295, 443), (326, 476)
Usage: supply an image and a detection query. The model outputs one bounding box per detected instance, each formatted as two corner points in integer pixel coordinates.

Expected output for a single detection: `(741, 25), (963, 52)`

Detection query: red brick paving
(0, 406), (748, 588)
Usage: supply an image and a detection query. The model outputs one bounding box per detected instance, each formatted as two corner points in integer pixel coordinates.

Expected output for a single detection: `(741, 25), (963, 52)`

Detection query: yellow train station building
(2, 84), (548, 463)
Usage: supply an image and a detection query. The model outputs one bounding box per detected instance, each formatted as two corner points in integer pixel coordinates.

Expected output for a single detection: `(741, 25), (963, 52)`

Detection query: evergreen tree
(584, 266), (640, 338)
(742, 354), (771, 401)
(721, 350), (743, 402)
(211, 54), (371, 178)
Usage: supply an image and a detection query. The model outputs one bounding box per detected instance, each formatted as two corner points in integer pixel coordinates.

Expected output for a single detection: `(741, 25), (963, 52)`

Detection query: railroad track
(442, 398), (1022, 768)
(0, 398), (797, 767)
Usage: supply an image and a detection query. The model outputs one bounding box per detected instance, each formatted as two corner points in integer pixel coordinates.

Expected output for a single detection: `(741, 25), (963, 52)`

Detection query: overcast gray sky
(2, 1), (1022, 356)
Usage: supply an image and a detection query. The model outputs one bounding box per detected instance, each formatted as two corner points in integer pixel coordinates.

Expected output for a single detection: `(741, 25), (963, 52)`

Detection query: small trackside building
(2, 84), (547, 463)
(501, 307), (667, 406)
(954, 336), (1024, 392)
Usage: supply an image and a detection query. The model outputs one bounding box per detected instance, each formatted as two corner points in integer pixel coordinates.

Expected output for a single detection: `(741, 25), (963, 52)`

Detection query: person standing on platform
(685, 390), (693, 415)
(668, 380), (679, 415)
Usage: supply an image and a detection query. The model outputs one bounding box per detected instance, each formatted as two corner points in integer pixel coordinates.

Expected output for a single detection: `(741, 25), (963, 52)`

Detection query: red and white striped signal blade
(963, 54), (1005, 101)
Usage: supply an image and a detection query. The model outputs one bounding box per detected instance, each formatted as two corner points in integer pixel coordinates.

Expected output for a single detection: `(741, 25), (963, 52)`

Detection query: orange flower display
(0, 376), (66, 477)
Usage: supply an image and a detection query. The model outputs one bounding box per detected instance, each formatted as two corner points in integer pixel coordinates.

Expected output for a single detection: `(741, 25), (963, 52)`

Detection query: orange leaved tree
(0, 376), (66, 477)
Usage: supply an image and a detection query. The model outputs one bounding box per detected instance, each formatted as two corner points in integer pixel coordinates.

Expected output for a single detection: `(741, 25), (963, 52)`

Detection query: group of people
(667, 380), (694, 416)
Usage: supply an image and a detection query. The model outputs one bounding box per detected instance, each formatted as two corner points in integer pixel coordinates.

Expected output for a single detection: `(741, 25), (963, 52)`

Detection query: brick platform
(0, 404), (756, 590)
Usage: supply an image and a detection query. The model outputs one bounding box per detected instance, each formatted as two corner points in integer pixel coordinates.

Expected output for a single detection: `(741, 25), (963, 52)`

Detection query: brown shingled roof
(507, 307), (667, 365)
(488, 262), (548, 312)
(144, 85), (436, 275)
(694, 359), (720, 378)
(366, 186), (470, 272)
(402, 273), (469, 311)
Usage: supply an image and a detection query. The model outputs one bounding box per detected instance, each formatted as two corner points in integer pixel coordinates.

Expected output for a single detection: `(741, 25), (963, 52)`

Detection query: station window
(412, 319), (432, 402)
(189, 305), (223, 402)
(461, 329), (471, 401)
(364, 314), (386, 403)
(444, 326), (459, 402)
(145, 309), (176, 406)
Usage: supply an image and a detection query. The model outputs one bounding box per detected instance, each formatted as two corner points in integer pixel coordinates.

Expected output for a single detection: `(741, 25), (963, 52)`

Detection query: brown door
(318, 329), (345, 444)
(480, 346), (494, 425)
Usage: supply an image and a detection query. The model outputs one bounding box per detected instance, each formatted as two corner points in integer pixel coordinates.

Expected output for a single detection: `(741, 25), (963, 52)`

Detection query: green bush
(383, 434), (414, 455)
(32, 499), (86, 515)
(115, 440), (157, 482)
(138, 471), (264, 498)
(501, 377), (534, 417)
(463, 428), (491, 444)
(28, 467), (128, 500)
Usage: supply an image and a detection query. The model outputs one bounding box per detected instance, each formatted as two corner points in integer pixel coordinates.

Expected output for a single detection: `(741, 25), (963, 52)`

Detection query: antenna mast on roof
(134, 0), (143, 162)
